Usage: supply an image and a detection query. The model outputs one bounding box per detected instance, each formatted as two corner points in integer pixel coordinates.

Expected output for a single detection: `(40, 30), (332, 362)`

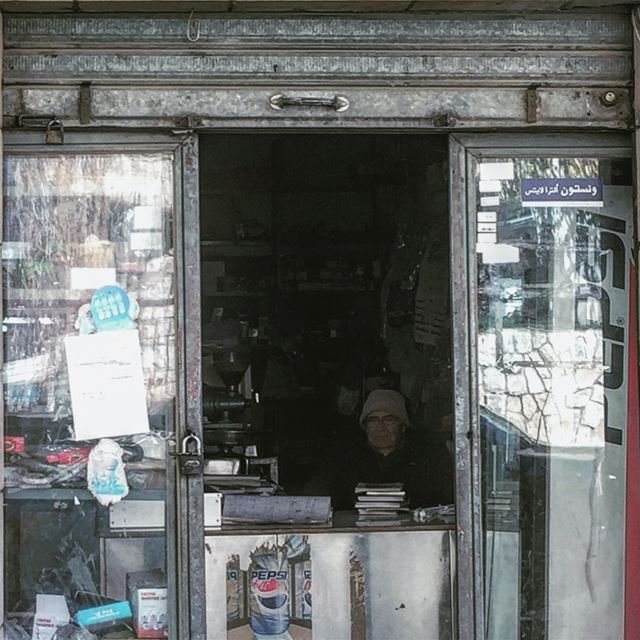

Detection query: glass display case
(2, 149), (179, 638)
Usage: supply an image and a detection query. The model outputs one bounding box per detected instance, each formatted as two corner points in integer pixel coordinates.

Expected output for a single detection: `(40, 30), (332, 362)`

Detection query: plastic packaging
(412, 503), (455, 525)
(52, 624), (99, 640)
(3, 620), (31, 640)
(5, 450), (88, 489)
(87, 439), (129, 506)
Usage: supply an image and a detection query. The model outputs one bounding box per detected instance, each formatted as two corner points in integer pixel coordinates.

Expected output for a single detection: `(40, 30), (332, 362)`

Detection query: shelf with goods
(200, 240), (273, 257)
(5, 488), (165, 502)
(200, 236), (277, 309)
(202, 290), (269, 297)
(5, 289), (176, 306)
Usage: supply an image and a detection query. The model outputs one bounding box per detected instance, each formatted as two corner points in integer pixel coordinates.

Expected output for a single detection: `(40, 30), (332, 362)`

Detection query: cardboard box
(127, 569), (167, 638)
(75, 600), (132, 631)
(32, 594), (69, 640)
(131, 588), (167, 638)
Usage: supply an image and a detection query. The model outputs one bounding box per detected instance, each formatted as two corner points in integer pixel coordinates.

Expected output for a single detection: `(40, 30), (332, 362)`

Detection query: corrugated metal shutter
(2, 11), (633, 128)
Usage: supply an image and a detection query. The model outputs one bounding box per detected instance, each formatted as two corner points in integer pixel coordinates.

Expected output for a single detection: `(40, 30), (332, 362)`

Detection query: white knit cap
(359, 389), (409, 428)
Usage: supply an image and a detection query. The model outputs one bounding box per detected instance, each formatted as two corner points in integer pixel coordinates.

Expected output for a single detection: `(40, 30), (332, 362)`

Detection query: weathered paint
(1, 12), (633, 130)
(3, 86), (633, 130)
(3, 13), (632, 48)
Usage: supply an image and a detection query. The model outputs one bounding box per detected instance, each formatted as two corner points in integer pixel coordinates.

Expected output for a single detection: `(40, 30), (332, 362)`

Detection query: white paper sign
(477, 232), (498, 244)
(479, 180), (502, 193)
(130, 231), (163, 251)
(478, 211), (497, 223)
(65, 330), (149, 441)
(132, 205), (162, 230)
(70, 267), (116, 290)
(480, 162), (514, 181)
(480, 196), (501, 207)
(478, 244), (521, 264)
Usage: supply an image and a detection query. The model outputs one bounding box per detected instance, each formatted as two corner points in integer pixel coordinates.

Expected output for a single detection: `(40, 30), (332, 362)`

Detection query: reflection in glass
(3, 153), (176, 636)
(477, 156), (630, 639)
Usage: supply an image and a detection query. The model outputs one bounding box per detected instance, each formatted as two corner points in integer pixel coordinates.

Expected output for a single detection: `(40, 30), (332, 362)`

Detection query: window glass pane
(476, 156), (631, 639)
(3, 152), (176, 638)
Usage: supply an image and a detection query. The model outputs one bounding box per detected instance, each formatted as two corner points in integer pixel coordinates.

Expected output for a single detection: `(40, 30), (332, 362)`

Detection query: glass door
(1, 132), (204, 639)
(451, 134), (633, 640)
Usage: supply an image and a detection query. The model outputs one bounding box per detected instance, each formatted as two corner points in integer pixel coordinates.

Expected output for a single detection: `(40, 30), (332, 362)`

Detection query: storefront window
(2, 152), (177, 638)
(476, 155), (631, 639)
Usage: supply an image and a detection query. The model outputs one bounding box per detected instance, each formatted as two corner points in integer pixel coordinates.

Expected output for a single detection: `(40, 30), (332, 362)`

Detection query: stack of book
(354, 483), (409, 525)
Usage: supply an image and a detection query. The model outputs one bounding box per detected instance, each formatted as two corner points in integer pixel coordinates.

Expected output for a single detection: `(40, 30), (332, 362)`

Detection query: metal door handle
(269, 94), (350, 112)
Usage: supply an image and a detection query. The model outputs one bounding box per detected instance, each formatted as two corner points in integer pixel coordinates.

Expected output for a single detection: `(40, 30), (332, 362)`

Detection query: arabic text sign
(521, 178), (603, 208)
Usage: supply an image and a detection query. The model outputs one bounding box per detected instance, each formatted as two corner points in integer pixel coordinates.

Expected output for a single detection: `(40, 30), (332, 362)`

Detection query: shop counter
(205, 509), (454, 535)
(205, 512), (455, 640)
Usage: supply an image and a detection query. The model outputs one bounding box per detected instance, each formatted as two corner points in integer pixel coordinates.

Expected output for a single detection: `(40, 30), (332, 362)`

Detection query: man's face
(364, 411), (406, 455)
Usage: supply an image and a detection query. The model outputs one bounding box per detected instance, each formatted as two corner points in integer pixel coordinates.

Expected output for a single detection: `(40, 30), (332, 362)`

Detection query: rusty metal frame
(1, 129), (205, 640)
(2, 11), (633, 131)
(175, 132), (206, 640)
(0, 1), (636, 11)
(1, 8), (636, 638)
(450, 131), (633, 640)
(448, 134), (480, 640)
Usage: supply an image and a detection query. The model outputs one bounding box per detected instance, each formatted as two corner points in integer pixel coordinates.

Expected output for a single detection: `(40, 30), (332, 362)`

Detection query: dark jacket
(308, 432), (453, 510)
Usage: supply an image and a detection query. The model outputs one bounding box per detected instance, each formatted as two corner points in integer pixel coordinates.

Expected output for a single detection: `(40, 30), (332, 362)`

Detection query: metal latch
(45, 119), (64, 145)
(173, 432), (203, 476)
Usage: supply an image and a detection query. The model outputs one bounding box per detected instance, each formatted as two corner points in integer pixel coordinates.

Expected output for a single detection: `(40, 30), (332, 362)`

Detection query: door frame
(174, 132), (206, 640)
(2, 128), (636, 640)
(1, 130), (205, 640)
(449, 131), (636, 640)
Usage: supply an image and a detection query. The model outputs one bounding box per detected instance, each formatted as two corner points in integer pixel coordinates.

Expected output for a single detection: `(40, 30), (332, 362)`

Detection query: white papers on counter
(65, 329), (149, 440)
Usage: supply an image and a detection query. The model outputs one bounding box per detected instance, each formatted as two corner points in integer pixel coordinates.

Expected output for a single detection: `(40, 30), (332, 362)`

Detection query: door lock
(173, 432), (203, 476)
(45, 118), (64, 145)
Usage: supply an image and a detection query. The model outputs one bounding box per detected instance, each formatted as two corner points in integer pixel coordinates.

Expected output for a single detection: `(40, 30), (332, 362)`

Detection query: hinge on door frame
(173, 115), (203, 132)
(526, 85), (540, 123)
(79, 82), (92, 125)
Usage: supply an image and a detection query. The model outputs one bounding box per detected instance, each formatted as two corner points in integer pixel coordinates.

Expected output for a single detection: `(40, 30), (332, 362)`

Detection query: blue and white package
(87, 439), (129, 506)
(75, 601), (132, 630)
(90, 285), (137, 332)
